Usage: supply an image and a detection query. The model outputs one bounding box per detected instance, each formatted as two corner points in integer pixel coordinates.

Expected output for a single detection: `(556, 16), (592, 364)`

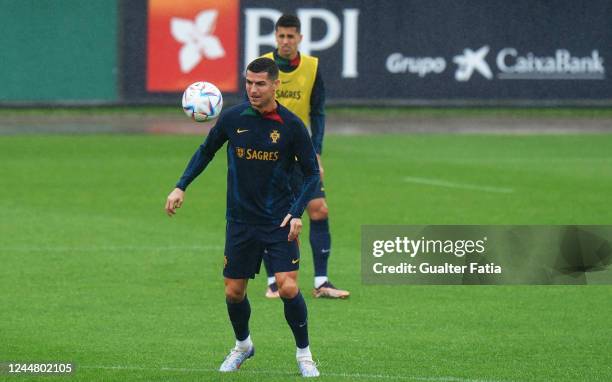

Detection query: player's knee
(318, 203), (329, 219)
(308, 199), (328, 220)
(276, 277), (298, 299)
(224, 285), (246, 303)
(278, 283), (298, 299)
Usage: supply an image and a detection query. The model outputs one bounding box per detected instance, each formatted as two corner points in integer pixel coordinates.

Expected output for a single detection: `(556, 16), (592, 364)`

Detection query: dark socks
(310, 218), (331, 277)
(281, 291), (309, 348)
(226, 295), (251, 341)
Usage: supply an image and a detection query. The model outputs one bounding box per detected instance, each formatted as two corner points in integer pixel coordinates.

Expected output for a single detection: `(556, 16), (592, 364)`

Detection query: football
(181, 81), (223, 122)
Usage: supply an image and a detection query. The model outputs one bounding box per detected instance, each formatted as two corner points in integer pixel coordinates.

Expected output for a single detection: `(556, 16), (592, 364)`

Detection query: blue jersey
(176, 102), (320, 225)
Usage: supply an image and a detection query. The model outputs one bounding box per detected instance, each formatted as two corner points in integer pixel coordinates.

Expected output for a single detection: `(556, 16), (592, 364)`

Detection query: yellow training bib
(263, 52), (318, 127)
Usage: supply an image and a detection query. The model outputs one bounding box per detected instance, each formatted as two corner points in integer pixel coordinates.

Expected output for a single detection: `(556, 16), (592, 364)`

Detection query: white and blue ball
(182, 81), (223, 122)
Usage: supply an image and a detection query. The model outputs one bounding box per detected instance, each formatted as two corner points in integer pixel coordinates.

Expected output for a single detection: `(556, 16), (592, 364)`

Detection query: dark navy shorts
(223, 221), (300, 279)
(290, 164), (326, 201)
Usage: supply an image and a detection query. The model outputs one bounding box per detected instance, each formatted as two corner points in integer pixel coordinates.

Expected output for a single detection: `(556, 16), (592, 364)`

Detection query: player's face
(275, 26), (302, 60)
(245, 70), (279, 111)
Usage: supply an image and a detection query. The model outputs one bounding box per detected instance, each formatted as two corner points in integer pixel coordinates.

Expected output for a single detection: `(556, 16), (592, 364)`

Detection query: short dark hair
(246, 57), (279, 81)
(275, 14), (301, 32)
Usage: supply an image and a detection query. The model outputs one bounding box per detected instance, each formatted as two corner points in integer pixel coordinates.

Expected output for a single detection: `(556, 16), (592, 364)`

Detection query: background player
(262, 14), (349, 299)
(165, 58), (321, 378)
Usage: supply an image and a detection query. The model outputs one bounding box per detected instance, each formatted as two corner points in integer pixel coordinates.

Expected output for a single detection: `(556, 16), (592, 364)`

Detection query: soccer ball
(182, 81), (223, 122)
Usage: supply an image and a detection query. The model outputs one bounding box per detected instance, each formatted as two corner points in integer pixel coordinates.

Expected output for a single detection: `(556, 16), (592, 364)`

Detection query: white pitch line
(79, 365), (508, 382)
(403, 176), (514, 194)
(0, 245), (223, 253)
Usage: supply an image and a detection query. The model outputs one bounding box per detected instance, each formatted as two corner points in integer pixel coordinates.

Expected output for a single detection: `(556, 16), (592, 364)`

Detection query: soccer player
(262, 14), (349, 299)
(165, 58), (320, 377)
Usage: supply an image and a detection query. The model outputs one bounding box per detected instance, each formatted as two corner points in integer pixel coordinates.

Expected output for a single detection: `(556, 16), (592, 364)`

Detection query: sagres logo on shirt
(235, 147), (279, 161)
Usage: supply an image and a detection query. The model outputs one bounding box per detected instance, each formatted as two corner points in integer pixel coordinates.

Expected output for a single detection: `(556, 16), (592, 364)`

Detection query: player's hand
(165, 188), (185, 217)
(280, 214), (302, 241)
(316, 154), (324, 181)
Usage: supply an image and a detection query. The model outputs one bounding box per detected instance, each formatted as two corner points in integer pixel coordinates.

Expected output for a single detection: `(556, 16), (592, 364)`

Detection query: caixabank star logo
(147, 0), (239, 92)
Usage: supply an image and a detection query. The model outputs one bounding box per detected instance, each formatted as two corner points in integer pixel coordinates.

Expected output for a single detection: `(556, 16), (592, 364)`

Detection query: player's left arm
(281, 122), (320, 239)
(309, 68), (326, 179)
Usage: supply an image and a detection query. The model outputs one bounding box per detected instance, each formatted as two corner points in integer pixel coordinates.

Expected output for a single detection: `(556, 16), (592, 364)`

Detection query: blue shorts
(290, 164), (326, 201)
(223, 221), (300, 279)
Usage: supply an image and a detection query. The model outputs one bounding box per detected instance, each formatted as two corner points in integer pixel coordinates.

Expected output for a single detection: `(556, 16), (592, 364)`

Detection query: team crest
(236, 147), (245, 158)
(270, 130), (280, 143)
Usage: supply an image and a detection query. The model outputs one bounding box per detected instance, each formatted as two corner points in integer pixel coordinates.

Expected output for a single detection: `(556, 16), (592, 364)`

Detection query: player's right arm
(165, 115), (229, 216)
(309, 68), (325, 156)
(309, 68), (326, 180)
(165, 188), (184, 216)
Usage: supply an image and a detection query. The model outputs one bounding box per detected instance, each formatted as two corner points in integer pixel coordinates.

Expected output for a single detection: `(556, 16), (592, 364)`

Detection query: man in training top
(165, 57), (321, 378)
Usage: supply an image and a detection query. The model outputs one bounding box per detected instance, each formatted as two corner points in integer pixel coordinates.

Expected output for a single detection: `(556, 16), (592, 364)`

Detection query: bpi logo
(147, 0), (239, 92)
(244, 8), (360, 78)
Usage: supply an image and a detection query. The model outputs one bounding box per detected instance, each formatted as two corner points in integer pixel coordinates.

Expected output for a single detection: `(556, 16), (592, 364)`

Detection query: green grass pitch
(1, 133), (611, 381)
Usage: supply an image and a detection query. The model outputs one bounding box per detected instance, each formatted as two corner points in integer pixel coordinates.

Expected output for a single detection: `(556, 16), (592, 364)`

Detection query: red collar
(289, 54), (300, 68)
(262, 108), (284, 124)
